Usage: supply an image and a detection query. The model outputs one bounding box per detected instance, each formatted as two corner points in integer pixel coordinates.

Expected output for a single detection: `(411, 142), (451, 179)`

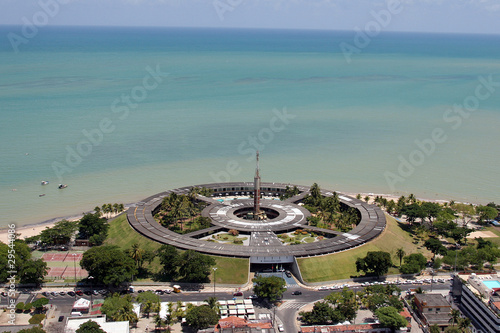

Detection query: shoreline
(0, 190), (461, 244)
(0, 207), (131, 244)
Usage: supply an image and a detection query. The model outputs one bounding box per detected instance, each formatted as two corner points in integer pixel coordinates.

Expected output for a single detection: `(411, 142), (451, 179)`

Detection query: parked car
(50, 291), (57, 297)
(58, 316), (65, 322)
(59, 291), (66, 296)
(164, 289), (171, 294)
(246, 295), (258, 299)
(285, 270), (292, 278)
(84, 290), (92, 296)
(233, 292), (243, 297)
(75, 290), (83, 296)
(278, 324), (284, 332)
(41, 292), (49, 297)
(291, 290), (302, 295)
(317, 286), (329, 291)
(67, 291), (75, 296)
(155, 290), (164, 295)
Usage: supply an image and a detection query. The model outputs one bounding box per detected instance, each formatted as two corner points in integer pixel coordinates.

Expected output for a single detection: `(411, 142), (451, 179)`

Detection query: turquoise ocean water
(0, 26), (499, 227)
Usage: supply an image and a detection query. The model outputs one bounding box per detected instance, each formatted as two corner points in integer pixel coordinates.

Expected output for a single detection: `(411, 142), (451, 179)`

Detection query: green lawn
(105, 214), (249, 284)
(484, 226), (500, 246)
(210, 256), (249, 285)
(105, 214), (162, 253)
(297, 215), (432, 282)
(212, 233), (248, 243)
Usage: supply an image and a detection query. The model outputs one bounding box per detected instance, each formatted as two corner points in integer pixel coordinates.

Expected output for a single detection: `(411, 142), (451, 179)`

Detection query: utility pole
(213, 267), (218, 298)
(72, 253), (77, 299)
(88, 276), (94, 315)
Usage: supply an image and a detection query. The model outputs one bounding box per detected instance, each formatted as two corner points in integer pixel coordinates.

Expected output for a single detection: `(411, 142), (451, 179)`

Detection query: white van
(70, 312), (82, 317)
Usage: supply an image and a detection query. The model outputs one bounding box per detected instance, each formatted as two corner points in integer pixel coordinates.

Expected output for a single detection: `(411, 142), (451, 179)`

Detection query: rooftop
(414, 293), (452, 307)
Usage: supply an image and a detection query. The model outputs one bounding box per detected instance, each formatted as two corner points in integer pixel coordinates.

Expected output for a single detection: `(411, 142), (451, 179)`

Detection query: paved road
(1, 281), (451, 332)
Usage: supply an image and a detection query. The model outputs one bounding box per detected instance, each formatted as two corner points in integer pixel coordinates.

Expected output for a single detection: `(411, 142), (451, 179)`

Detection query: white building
(65, 315), (130, 333)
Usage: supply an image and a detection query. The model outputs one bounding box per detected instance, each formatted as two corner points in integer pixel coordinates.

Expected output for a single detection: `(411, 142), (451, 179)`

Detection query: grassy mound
(105, 214), (249, 284)
(297, 215), (432, 282)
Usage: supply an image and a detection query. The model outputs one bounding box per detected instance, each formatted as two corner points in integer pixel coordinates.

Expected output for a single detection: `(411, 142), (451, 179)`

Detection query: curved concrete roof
(126, 182), (386, 258)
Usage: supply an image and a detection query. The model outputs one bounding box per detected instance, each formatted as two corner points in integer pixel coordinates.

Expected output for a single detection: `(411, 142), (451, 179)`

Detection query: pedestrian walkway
(279, 300), (309, 310)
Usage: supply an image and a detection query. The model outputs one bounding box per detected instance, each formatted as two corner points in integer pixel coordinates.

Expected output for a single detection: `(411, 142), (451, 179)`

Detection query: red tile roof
(215, 316), (272, 332)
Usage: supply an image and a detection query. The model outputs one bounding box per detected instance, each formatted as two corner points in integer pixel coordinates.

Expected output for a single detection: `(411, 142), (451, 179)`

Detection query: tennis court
(47, 266), (88, 278)
(42, 252), (83, 262)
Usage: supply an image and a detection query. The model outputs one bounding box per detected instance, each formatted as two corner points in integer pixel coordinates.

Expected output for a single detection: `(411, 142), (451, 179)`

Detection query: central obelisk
(253, 151), (261, 219)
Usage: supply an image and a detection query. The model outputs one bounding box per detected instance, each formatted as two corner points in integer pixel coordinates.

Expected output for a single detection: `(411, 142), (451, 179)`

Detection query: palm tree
(142, 300), (153, 318)
(118, 203), (125, 212)
(430, 324), (440, 333)
(94, 206), (102, 217)
(129, 243), (144, 269)
(115, 307), (138, 324)
(165, 302), (175, 332)
(396, 248), (406, 267)
(449, 309), (461, 326)
(154, 313), (164, 332)
(408, 193), (417, 204)
(113, 203), (119, 215)
(204, 296), (219, 312)
(458, 317), (471, 332)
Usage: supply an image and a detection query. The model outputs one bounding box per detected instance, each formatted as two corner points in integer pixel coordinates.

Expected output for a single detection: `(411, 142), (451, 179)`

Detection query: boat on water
(41, 181), (49, 185)
(58, 184), (68, 189)
(39, 194), (46, 197)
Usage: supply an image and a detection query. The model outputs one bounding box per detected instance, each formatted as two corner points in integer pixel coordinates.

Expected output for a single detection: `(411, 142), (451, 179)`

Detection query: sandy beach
(0, 220), (62, 244)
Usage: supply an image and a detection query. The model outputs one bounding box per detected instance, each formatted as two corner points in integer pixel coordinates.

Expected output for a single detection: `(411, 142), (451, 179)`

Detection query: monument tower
(253, 151), (261, 219)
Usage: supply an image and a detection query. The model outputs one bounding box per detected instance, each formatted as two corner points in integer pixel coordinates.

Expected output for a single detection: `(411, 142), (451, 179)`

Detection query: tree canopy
(78, 213), (109, 242)
(101, 293), (138, 324)
(156, 245), (180, 279)
(252, 275), (287, 302)
(400, 253), (427, 275)
(375, 306), (408, 331)
(179, 250), (216, 283)
(476, 205), (498, 224)
(32, 297), (49, 310)
(38, 220), (78, 246)
(185, 305), (219, 330)
(75, 320), (106, 333)
(19, 259), (48, 286)
(356, 251), (393, 277)
(300, 301), (336, 325)
(424, 238), (448, 258)
(80, 245), (136, 286)
(0, 240), (47, 284)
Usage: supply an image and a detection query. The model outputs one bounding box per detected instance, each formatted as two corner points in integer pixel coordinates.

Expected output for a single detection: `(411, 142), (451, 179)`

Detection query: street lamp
(88, 276), (94, 316)
(213, 267), (218, 298)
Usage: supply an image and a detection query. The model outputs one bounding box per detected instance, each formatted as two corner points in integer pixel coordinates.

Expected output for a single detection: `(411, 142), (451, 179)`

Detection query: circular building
(127, 181), (386, 270)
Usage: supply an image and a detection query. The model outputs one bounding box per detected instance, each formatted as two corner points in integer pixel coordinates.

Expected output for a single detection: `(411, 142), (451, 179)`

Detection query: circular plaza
(126, 182), (386, 259)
